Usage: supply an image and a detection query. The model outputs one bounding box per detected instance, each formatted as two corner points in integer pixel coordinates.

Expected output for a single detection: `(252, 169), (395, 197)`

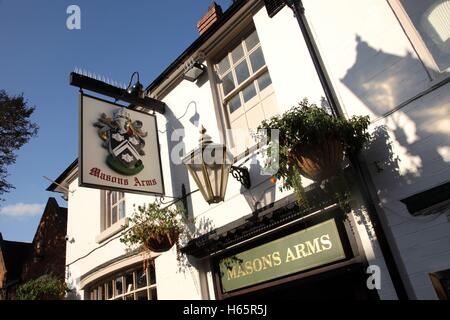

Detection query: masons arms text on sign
(219, 219), (346, 293)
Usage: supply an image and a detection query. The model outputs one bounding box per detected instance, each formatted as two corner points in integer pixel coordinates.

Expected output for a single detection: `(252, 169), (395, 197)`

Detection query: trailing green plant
(258, 98), (371, 211)
(120, 202), (192, 265)
(16, 275), (69, 300)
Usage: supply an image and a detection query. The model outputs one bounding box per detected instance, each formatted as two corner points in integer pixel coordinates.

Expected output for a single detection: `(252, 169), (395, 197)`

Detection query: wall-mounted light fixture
(182, 62), (207, 82)
(126, 71), (144, 97)
(183, 126), (251, 204)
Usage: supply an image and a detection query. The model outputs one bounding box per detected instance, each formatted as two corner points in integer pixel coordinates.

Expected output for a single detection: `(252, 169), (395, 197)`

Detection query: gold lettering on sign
(294, 243), (307, 259)
(227, 267), (238, 281)
(305, 238), (323, 255)
(284, 234), (333, 262)
(226, 252), (284, 280)
(237, 265), (247, 278)
(261, 255), (273, 270)
(224, 234), (336, 280)
(253, 258), (263, 272)
(320, 234), (332, 250)
(285, 247), (297, 263)
(244, 261), (253, 275)
(272, 251), (282, 266)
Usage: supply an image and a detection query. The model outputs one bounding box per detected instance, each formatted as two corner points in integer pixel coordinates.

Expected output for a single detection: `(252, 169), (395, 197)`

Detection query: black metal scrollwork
(230, 166), (251, 189)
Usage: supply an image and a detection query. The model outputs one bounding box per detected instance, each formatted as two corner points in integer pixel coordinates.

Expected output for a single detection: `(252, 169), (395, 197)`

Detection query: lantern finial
(199, 125), (213, 145)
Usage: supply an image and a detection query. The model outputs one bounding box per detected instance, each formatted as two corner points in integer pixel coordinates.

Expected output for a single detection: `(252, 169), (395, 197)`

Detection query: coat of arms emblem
(94, 108), (148, 175)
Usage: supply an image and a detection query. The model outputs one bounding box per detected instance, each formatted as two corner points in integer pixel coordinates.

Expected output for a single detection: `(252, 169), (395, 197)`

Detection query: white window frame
(88, 264), (157, 301)
(101, 190), (126, 231)
(387, 0), (450, 81)
(213, 27), (277, 157)
(96, 190), (128, 243)
(217, 35), (270, 105)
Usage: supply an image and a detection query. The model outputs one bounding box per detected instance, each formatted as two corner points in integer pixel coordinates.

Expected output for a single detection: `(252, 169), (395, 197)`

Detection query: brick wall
(21, 198), (67, 282)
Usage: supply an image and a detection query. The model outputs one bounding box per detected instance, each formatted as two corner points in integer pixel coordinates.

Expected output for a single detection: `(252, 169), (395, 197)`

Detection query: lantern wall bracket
(230, 166), (251, 189)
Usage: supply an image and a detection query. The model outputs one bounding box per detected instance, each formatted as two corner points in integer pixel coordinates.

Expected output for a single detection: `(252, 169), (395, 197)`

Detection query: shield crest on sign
(94, 108), (148, 176)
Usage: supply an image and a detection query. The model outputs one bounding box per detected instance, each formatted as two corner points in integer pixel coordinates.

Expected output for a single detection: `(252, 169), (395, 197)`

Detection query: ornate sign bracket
(70, 72), (166, 115)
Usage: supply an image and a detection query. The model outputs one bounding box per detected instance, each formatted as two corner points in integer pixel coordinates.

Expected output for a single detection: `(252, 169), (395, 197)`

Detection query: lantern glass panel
(183, 141), (234, 204)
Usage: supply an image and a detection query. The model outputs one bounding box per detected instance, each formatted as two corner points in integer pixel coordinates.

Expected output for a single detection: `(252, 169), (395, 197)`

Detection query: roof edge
(29, 197), (67, 246)
(144, 0), (247, 94)
(46, 159), (78, 192)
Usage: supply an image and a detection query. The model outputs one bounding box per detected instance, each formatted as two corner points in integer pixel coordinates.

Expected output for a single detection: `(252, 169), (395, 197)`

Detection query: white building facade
(49, 0), (450, 300)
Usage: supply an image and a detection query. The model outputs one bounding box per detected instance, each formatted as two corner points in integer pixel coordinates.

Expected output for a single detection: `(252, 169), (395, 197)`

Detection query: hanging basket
(145, 229), (180, 253)
(289, 138), (344, 182)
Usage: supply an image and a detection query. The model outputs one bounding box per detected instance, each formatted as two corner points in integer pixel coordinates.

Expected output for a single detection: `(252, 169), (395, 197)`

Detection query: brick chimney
(197, 2), (223, 35)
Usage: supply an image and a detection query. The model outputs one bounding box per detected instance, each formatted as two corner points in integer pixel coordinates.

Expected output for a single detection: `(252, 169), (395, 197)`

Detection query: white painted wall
(65, 177), (204, 300)
(253, 6), (326, 112)
(301, 0), (450, 299)
(65, 178), (144, 298)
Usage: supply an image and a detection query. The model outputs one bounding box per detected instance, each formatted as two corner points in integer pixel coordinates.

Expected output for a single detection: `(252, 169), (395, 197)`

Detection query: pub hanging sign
(79, 94), (164, 195)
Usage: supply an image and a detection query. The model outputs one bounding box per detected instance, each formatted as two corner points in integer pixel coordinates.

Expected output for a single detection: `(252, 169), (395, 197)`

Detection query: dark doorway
(226, 265), (378, 300)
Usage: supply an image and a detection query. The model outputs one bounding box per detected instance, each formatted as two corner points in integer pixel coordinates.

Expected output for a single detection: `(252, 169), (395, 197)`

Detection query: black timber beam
(70, 72), (166, 114)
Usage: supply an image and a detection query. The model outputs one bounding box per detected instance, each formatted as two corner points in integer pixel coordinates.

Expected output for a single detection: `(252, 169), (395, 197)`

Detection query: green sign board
(219, 219), (346, 293)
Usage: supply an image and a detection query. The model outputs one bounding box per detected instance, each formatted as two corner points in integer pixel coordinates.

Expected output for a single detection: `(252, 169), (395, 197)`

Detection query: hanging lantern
(183, 126), (234, 204)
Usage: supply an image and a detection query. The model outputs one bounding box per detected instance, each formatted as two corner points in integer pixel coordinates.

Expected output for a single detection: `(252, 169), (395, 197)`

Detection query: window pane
(124, 293), (134, 300)
(135, 290), (148, 300)
(217, 55), (230, 75)
(245, 31), (260, 51)
(149, 265), (156, 286)
(98, 286), (105, 300)
(112, 192), (117, 204)
(231, 44), (244, 63)
(222, 72), (235, 96)
(257, 72), (272, 91)
(243, 83), (257, 102)
(119, 201), (126, 219)
(106, 281), (113, 299)
(136, 269), (147, 289)
(228, 94), (242, 114)
(250, 47), (266, 73)
(115, 277), (123, 296)
(400, 0), (450, 70)
(125, 272), (134, 293)
(112, 207), (117, 224)
(235, 60), (250, 84)
(150, 287), (158, 300)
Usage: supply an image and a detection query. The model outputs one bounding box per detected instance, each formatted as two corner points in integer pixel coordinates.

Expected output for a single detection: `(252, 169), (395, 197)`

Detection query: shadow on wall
(179, 215), (215, 273)
(341, 35), (450, 206)
(163, 106), (195, 223)
(162, 103), (218, 273)
(241, 159), (276, 213)
(351, 125), (400, 241)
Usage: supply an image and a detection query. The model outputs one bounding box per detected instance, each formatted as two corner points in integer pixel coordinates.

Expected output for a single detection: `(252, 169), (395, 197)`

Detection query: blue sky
(0, 0), (232, 242)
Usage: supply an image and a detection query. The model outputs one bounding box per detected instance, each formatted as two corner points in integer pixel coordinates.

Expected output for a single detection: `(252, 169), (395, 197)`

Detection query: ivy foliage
(16, 275), (68, 300)
(258, 98), (371, 210)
